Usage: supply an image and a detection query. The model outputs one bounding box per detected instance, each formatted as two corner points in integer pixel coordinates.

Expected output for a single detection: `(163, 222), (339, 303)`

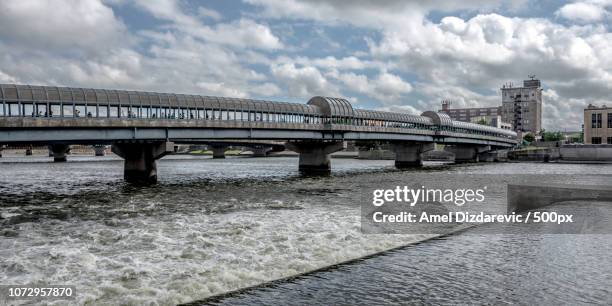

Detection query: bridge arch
(307, 97), (354, 117)
(421, 111), (453, 127)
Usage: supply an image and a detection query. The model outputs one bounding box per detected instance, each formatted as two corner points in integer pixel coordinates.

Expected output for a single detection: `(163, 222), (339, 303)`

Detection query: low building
(439, 100), (501, 123)
(469, 115), (513, 130)
(584, 104), (612, 144)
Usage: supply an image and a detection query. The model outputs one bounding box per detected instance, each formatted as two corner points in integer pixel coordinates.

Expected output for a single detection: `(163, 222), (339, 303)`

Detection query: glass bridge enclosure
(0, 84), (516, 140)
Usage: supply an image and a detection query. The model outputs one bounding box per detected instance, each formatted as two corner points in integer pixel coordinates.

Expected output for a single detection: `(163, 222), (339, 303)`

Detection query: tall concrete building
(501, 77), (543, 136)
(584, 104), (612, 144)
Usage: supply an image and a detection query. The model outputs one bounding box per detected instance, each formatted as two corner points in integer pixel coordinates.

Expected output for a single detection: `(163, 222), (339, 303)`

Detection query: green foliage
(523, 133), (535, 142)
(542, 130), (563, 141)
(476, 118), (489, 125)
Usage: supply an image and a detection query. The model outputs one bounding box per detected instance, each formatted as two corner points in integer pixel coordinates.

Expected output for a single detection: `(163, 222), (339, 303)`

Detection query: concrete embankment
(508, 144), (612, 163)
(507, 148), (559, 162)
(356, 149), (455, 161)
(508, 183), (612, 213)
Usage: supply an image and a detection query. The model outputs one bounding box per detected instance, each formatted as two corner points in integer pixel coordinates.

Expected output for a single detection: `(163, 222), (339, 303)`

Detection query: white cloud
(0, 0), (129, 53)
(270, 63), (339, 97)
(556, 1), (610, 23)
(0, 70), (18, 83)
(245, 0), (512, 29)
(0, 0), (610, 131)
(134, 0), (282, 50)
(198, 6), (222, 20)
(196, 19), (283, 50)
(280, 55), (384, 70)
(335, 71), (412, 103)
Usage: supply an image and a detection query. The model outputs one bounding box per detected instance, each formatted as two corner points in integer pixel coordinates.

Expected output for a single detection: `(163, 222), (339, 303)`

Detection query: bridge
(0, 84), (517, 183)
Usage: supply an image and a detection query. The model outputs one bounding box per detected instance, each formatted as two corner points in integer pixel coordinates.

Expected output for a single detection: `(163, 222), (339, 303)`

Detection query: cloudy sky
(0, 0), (610, 130)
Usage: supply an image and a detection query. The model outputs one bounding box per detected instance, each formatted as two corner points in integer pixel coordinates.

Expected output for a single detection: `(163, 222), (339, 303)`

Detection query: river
(1, 155), (611, 305)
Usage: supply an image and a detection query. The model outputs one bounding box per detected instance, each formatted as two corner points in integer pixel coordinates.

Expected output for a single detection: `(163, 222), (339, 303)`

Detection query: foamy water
(1, 156), (611, 304)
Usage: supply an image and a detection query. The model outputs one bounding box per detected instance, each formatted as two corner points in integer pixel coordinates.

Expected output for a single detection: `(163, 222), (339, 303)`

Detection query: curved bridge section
(0, 84), (517, 183)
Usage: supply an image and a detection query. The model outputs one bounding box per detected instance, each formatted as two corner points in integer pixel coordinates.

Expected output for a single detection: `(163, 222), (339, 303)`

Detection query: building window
(608, 113), (612, 128)
(608, 137), (612, 144)
(598, 113), (603, 128)
(592, 137), (602, 144)
(592, 113), (603, 128)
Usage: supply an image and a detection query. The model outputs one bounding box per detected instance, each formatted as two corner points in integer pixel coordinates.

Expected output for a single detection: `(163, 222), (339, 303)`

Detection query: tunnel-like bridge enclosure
(0, 84), (517, 183)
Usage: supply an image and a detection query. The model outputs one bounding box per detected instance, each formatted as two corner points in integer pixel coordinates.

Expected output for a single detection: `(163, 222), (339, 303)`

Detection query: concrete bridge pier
(391, 142), (435, 168)
(250, 146), (273, 157)
(111, 141), (174, 184)
(478, 150), (507, 162)
(445, 145), (491, 163)
(93, 145), (107, 156)
(49, 144), (70, 162)
(209, 145), (229, 159)
(286, 141), (346, 174)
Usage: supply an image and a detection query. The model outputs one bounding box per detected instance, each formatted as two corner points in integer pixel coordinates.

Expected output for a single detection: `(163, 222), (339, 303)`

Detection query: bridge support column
(112, 141), (174, 184)
(391, 142), (434, 168)
(49, 144), (70, 162)
(93, 145), (107, 156)
(285, 141), (346, 174)
(210, 145), (228, 159)
(250, 146), (272, 157)
(445, 145), (491, 163)
(477, 150), (504, 162)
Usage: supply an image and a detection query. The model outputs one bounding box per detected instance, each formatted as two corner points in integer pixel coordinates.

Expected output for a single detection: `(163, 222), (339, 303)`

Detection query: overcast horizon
(0, 0), (610, 131)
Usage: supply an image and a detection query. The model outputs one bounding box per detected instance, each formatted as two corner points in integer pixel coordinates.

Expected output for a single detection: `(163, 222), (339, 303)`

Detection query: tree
(523, 133), (535, 142)
(540, 129), (563, 141)
(476, 118), (489, 125)
(543, 131), (563, 141)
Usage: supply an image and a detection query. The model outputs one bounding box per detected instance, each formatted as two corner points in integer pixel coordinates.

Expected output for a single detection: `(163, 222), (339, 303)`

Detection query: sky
(0, 0), (610, 131)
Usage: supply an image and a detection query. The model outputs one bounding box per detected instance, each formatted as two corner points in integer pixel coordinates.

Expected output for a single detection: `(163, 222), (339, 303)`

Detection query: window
(608, 113), (612, 128)
(75, 105), (86, 117)
(63, 104), (73, 117)
(36, 104), (48, 117)
(9, 103), (19, 116)
(49, 104), (61, 117)
(110, 106), (119, 118)
(99, 105), (108, 118)
(608, 137), (612, 144)
(598, 113), (603, 128)
(592, 113), (600, 128)
(592, 137), (602, 144)
(23, 103), (34, 117)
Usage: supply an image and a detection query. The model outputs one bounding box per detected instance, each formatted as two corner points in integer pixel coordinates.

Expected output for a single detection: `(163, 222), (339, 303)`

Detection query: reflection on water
(1, 156), (611, 305)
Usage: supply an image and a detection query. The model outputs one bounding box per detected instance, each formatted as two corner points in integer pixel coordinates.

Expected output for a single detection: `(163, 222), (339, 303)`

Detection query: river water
(0, 155), (611, 305)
